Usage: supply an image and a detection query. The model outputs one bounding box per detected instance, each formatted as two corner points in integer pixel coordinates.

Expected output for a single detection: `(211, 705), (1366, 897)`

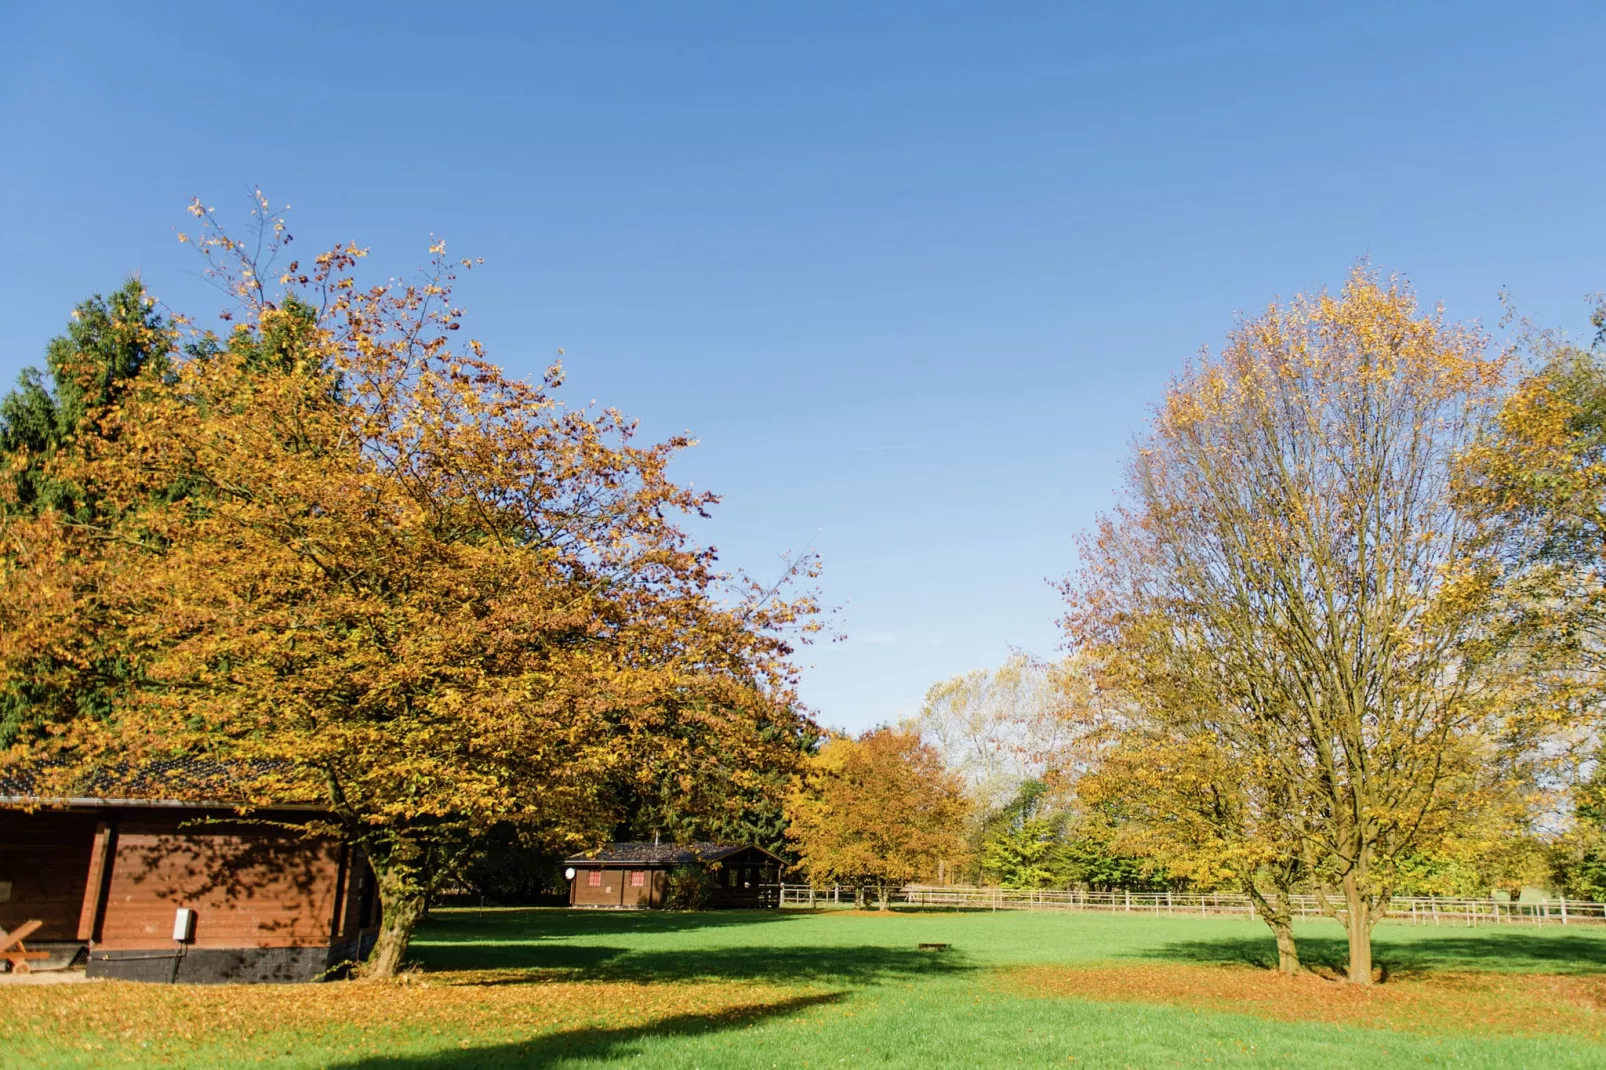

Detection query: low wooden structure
(1, 766), (379, 982)
(1, 920), (47, 973)
(564, 842), (783, 909)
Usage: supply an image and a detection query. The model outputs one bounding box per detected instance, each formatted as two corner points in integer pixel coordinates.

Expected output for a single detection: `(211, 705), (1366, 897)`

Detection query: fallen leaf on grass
(997, 962), (1606, 1040)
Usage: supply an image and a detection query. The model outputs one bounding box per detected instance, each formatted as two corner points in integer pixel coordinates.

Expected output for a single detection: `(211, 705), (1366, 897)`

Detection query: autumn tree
(1069, 679), (1312, 973)
(785, 726), (970, 909)
(0, 195), (820, 975)
(1455, 313), (1606, 902)
(1062, 270), (1515, 983)
(914, 655), (1081, 815)
(0, 280), (177, 749)
(1456, 340), (1606, 765)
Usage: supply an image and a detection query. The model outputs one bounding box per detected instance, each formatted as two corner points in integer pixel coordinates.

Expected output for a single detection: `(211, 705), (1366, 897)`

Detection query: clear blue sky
(4, 3), (1603, 731)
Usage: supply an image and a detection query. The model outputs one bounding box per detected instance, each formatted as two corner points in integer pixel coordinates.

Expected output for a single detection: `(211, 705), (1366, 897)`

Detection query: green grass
(7, 907), (1606, 1068)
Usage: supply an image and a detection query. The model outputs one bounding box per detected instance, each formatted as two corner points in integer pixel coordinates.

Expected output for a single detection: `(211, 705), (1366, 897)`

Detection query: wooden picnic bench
(1, 921), (49, 975)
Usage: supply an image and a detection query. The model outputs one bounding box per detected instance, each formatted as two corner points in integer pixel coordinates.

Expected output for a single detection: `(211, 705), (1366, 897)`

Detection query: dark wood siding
(709, 847), (782, 908)
(0, 810), (99, 940)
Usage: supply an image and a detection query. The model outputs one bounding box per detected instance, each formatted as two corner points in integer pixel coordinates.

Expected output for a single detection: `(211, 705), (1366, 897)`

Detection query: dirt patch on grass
(1000, 962), (1606, 1040)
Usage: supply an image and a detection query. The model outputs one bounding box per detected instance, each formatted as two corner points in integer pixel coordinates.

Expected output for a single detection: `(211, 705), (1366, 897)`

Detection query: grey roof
(0, 756), (313, 808)
(563, 841), (782, 866)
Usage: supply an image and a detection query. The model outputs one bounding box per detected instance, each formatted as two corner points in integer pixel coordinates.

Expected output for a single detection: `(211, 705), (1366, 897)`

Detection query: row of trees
(784, 275), (1605, 990)
(0, 198), (821, 974)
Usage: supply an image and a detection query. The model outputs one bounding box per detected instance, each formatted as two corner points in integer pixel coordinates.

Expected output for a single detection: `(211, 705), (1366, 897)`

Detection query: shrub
(664, 865), (716, 910)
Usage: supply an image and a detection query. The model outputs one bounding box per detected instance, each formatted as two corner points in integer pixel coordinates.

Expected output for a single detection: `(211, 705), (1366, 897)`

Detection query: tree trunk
(876, 881), (891, 912)
(1273, 920), (1299, 976)
(1246, 881), (1299, 976)
(1342, 872), (1373, 985)
(364, 840), (427, 979)
(854, 884), (867, 910)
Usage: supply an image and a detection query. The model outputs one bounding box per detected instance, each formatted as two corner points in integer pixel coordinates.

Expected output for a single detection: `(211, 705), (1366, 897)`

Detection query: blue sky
(4, 2), (1603, 731)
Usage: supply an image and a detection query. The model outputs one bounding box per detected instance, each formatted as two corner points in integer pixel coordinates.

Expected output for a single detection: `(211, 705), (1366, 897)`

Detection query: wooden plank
(77, 822), (115, 942)
(0, 919), (43, 947)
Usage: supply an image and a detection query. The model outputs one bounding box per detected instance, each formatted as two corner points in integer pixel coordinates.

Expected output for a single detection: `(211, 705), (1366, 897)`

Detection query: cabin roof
(0, 757), (317, 809)
(563, 841), (783, 866)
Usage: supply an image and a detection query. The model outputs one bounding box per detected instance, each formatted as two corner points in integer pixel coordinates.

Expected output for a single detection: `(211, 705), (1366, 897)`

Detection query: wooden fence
(776, 884), (1606, 926)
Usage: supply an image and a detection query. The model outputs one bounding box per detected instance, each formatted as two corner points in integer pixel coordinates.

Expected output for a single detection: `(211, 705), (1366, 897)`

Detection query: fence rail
(776, 883), (1606, 925)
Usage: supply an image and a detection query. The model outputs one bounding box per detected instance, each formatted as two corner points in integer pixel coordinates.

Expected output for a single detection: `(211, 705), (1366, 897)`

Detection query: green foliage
(978, 780), (1172, 891)
(1552, 767), (1606, 901)
(982, 817), (1061, 888)
(0, 278), (172, 517)
(456, 823), (566, 904)
(664, 864), (716, 910)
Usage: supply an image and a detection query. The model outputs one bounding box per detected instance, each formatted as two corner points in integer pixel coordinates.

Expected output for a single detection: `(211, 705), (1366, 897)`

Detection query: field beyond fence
(778, 884), (1606, 925)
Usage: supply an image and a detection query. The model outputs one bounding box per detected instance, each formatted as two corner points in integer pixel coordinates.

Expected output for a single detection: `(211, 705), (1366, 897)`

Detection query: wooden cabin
(564, 842), (783, 909)
(0, 766), (379, 982)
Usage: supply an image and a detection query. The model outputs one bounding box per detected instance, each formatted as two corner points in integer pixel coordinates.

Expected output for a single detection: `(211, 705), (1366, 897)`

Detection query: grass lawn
(5, 907), (1606, 1068)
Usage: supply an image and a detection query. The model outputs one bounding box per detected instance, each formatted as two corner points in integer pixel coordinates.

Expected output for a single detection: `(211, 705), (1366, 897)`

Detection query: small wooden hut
(564, 842), (783, 909)
(0, 762), (379, 982)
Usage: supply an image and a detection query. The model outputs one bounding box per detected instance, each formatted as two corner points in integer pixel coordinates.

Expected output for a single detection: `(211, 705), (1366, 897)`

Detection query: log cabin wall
(0, 804), (380, 982)
(93, 810), (344, 951)
(571, 866), (627, 906)
(0, 809), (99, 941)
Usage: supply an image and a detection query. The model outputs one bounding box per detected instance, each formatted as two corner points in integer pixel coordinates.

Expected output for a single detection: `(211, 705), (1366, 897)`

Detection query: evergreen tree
(1, 278), (172, 517)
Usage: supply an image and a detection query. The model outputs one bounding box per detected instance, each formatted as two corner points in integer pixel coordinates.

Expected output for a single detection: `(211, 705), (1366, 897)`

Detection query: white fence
(777, 883), (1606, 926)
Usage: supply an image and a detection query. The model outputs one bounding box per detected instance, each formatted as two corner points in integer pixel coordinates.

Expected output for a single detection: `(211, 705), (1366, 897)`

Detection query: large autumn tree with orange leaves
(1062, 270), (1523, 984)
(0, 197), (820, 975)
(784, 727), (970, 909)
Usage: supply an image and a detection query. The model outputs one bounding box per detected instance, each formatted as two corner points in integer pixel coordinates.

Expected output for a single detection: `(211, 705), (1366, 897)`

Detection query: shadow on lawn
(1149, 930), (1606, 975)
(330, 991), (844, 1069)
(422, 907), (800, 939)
(422, 941), (973, 985)
(411, 907), (972, 984)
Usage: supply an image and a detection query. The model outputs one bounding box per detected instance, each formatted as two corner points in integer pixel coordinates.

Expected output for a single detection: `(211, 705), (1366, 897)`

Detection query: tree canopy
(1062, 269), (1520, 983)
(0, 197), (820, 974)
(785, 726), (970, 909)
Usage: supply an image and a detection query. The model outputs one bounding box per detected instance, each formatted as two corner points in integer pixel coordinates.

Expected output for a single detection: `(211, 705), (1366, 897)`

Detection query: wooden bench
(1, 921), (49, 975)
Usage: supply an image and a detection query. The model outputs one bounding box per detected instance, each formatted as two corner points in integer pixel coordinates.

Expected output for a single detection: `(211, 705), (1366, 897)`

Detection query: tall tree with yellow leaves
(1062, 269), (1515, 983)
(0, 195), (820, 976)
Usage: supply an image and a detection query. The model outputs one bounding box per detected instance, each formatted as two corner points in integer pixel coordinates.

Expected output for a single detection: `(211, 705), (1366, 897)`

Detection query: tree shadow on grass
(420, 941), (974, 986)
(329, 992), (844, 1069)
(1146, 930), (1606, 976)
(411, 907), (974, 985)
(421, 907), (801, 941)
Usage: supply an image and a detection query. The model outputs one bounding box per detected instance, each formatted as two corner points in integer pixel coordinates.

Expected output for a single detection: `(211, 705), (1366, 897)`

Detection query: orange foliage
(0, 194), (820, 974)
(785, 727), (970, 908)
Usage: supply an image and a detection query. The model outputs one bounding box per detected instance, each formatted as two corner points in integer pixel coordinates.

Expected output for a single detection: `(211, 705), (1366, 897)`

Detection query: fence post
(1432, 898), (1439, 926)
(1125, 890), (1131, 913)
